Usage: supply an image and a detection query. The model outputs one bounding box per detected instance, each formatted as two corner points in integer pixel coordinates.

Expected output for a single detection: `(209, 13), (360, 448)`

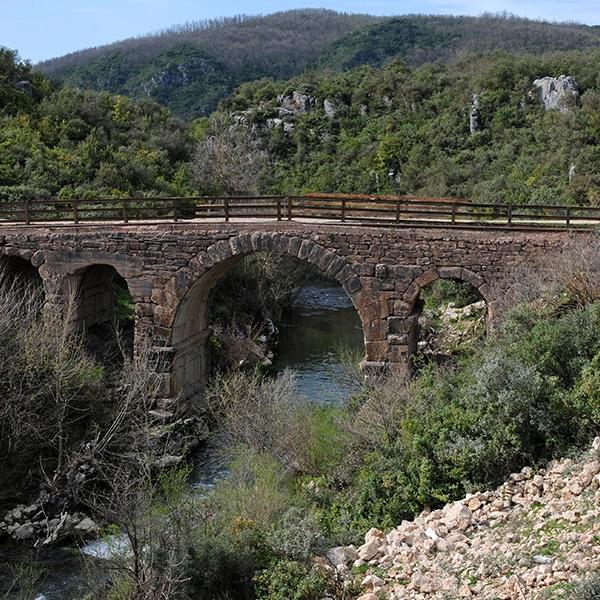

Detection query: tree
(192, 116), (268, 195)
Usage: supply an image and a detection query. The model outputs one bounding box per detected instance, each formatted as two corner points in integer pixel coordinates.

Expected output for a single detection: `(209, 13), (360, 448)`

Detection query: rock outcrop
(277, 91), (317, 116)
(469, 94), (482, 134)
(531, 76), (580, 112)
(324, 438), (600, 599)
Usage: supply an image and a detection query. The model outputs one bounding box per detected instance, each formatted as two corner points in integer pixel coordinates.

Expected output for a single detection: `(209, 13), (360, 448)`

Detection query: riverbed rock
(12, 523), (35, 540)
(74, 517), (100, 535)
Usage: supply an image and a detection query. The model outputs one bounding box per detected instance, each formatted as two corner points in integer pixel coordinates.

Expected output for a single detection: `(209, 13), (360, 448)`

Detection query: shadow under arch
(168, 233), (367, 406)
(403, 267), (490, 365)
(0, 254), (44, 292)
(66, 263), (135, 362)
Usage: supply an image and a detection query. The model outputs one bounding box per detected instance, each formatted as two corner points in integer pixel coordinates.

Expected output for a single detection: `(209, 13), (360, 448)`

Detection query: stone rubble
(324, 438), (600, 599)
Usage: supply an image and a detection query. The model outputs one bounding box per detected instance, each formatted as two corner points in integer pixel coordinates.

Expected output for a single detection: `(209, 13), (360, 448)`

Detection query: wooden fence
(2, 195), (600, 230)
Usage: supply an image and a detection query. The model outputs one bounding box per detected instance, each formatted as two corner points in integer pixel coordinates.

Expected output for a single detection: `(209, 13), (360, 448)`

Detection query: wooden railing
(2, 195), (600, 230)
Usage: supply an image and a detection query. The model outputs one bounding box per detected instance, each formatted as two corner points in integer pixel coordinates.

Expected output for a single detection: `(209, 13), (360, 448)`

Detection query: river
(1, 280), (364, 599)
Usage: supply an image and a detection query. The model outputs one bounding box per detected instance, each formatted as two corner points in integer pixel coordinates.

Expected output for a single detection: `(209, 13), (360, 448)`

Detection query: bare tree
(192, 117), (268, 195)
(207, 369), (325, 474)
(341, 371), (414, 450)
(491, 233), (600, 318)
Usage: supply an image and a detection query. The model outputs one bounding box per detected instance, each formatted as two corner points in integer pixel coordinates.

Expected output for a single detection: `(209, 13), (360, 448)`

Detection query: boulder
(443, 502), (472, 531)
(326, 546), (356, 568)
(531, 76), (579, 112)
(12, 523), (35, 540)
(277, 91), (317, 116)
(74, 517), (100, 535)
(358, 538), (381, 561)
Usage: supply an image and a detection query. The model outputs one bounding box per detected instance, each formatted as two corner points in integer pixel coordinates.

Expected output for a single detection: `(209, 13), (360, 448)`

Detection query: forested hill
(36, 9), (381, 118)
(314, 14), (600, 70)
(37, 11), (600, 119)
(0, 48), (193, 201)
(212, 49), (600, 204)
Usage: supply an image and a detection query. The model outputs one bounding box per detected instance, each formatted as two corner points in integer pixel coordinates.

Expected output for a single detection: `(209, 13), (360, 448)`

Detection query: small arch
(167, 233), (368, 406)
(67, 264), (135, 364)
(406, 267), (489, 367)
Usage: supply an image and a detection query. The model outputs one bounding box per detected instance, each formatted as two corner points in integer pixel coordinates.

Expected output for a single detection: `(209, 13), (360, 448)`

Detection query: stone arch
(0, 253), (44, 291)
(65, 263), (136, 360)
(400, 266), (490, 364)
(163, 233), (371, 406)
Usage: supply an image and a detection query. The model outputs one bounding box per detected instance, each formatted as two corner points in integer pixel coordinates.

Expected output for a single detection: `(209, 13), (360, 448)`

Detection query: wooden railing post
(507, 205), (512, 227)
(395, 201), (401, 223)
(73, 198), (79, 224)
(566, 207), (571, 227)
(224, 197), (230, 222)
(451, 203), (457, 224)
(287, 197), (292, 221)
(24, 198), (31, 225)
(276, 197), (282, 221)
(341, 198), (346, 223)
(122, 198), (129, 223)
(173, 198), (179, 222)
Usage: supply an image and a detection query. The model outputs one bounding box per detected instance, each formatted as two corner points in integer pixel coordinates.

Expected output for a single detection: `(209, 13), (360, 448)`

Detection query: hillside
(36, 12), (600, 119)
(208, 49), (600, 204)
(36, 9), (381, 118)
(0, 48), (193, 200)
(314, 14), (600, 71)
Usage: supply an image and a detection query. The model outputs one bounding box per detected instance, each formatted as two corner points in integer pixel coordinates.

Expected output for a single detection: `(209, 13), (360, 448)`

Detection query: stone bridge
(0, 221), (587, 405)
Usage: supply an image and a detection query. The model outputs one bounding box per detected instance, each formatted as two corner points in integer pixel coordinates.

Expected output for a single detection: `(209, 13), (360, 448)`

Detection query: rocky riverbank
(324, 438), (600, 599)
(0, 413), (205, 547)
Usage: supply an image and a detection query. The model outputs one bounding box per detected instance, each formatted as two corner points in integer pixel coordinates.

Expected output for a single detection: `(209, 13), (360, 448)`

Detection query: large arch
(166, 233), (370, 406)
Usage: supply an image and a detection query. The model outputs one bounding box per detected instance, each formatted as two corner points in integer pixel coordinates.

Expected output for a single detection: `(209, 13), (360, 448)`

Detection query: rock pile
(325, 438), (600, 599)
(0, 500), (99, 545)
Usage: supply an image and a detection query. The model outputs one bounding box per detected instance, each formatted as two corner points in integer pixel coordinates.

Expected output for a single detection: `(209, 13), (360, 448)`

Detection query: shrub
(312, 301), (600, 533)
(254, 560), (327, 600)
(422, 278), (481, 310)
(208, 370), (349, 476)
(268, 507), (325, 562)
(571, 573), (600, 600)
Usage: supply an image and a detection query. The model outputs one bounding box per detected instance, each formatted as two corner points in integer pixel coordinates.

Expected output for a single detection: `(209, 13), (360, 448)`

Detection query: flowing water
(272, 281), (364, 404)
(5, 280), (364, 599)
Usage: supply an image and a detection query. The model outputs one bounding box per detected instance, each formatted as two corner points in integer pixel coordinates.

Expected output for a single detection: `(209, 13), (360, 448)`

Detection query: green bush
(254, 560), (327, 600)
(423, 278), (481, 310)
(571, 573), (600, 600)
(267, 507), (325, 562)
(311, 301), (600, 533)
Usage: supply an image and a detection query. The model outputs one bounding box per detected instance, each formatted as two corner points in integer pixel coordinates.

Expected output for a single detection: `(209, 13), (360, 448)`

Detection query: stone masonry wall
(0, 222), (587, 403)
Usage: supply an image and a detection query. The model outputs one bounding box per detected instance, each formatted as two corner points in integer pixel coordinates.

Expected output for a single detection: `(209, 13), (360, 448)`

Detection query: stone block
(365, 341), (389, 362)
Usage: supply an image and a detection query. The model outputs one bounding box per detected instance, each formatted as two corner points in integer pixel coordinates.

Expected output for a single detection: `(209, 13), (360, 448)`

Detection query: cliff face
(324, 438), (600, 599)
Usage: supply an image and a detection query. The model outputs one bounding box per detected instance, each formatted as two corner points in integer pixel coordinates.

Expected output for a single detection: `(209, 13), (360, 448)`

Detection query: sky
(2, 0), (600, 64)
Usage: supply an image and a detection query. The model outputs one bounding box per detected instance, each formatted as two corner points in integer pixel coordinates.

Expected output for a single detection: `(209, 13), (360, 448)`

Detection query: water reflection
(272, 282), (363, 404)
